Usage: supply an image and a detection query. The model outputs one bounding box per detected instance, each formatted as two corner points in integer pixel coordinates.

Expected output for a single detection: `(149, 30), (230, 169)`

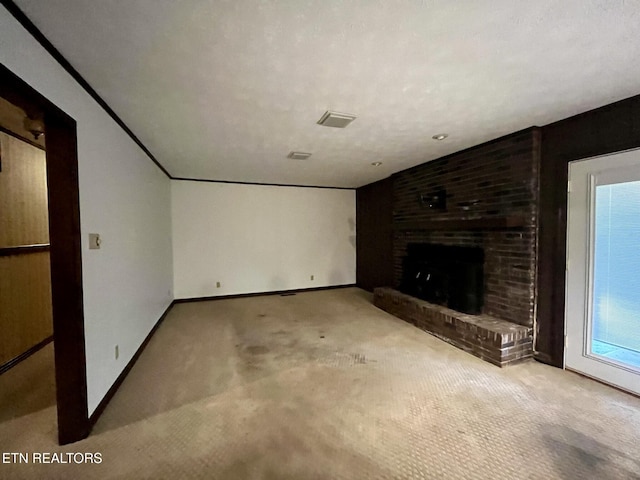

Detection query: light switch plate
(89, 233), (101, 250)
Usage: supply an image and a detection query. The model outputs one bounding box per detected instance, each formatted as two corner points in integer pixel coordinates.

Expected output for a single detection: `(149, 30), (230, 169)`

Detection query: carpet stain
(351, 353), (366, 364)
(246, 345), (270, 355)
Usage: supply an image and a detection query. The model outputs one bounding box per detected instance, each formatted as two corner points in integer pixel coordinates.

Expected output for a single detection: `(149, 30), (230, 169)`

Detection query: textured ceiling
(12, 0), (640, 188)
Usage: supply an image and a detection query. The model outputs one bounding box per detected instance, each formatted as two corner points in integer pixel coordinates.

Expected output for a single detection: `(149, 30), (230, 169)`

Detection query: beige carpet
(1, 287), (639, 479)
(0, 341), (56, 424)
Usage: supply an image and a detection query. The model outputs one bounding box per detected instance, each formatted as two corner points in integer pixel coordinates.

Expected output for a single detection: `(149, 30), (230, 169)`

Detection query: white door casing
(565, 148), (640, 396)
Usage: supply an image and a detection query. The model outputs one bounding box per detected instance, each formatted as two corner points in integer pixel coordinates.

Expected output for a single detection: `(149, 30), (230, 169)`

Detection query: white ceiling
(13, 0), (640, 188)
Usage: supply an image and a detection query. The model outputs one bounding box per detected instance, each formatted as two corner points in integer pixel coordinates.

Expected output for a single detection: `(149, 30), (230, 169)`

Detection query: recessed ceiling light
(317, 110), (357, 128)
(371, 162), (382, 167)
(432, 133), (448, 140)
(287, 151), (312, 160)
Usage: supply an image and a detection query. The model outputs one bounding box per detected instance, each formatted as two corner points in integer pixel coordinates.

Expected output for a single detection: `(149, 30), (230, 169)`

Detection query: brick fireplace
(372, 128), (541, 366)
(392, 128), (541, 328)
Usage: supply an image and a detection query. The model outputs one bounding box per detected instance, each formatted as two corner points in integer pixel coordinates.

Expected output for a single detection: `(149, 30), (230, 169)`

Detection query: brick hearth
(374, 287), (532, 367)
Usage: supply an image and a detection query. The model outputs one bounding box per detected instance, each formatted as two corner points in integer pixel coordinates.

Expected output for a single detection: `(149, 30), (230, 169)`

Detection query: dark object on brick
(373, 287), (532, 367)
(419, 189), (447, 210)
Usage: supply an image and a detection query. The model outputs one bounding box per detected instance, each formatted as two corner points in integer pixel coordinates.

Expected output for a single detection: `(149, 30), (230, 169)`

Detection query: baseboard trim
(88, 300), (175, 426)
(0, 335), (53, 376)
(174, 284), (357, 304)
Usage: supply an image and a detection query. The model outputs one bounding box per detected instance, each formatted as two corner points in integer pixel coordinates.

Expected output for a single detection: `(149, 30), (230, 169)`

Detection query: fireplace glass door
(566, 149), (640, 395)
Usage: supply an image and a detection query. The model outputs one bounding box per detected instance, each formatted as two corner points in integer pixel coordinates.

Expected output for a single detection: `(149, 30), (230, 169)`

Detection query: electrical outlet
(115, 345), (119, 360)
(89, 233), (101, 250)
(216, 282), (221, 288)
(310, 275), (314, 281)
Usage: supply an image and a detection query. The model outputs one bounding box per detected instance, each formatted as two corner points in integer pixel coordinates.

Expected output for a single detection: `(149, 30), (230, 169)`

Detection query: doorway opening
(0, 63), (89, 444)
(0, 94), (56, 427)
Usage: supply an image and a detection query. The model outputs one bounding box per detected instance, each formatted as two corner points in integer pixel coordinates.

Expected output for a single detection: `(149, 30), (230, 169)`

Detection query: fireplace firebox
(400, 243), (484, 315)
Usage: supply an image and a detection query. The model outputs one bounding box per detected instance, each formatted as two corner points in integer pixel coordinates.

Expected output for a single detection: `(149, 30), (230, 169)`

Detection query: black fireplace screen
(400, 243), (484, 315)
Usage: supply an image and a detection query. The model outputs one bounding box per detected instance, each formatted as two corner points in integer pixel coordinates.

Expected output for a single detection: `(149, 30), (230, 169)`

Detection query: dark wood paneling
(536, 94), (640, 366)
(356, 177), (394, 291)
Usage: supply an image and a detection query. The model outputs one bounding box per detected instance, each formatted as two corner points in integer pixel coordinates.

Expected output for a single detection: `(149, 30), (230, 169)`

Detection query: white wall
(172, 181), (355, 299)
(0, 7), (174, 415)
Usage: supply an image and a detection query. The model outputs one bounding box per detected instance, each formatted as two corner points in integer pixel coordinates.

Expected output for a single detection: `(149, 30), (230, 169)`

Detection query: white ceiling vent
(287, 151), (312, 160)
(317, 110), (357, 128)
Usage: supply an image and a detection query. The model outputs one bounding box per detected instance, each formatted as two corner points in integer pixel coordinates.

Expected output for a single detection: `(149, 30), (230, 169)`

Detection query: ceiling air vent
(317, 110), (357, 128)
(287, 151), (312, 160)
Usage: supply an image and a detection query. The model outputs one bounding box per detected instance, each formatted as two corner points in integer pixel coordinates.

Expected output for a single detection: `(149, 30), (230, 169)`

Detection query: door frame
(0, 63), (89, 444)
(565, 148), (640, 395)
